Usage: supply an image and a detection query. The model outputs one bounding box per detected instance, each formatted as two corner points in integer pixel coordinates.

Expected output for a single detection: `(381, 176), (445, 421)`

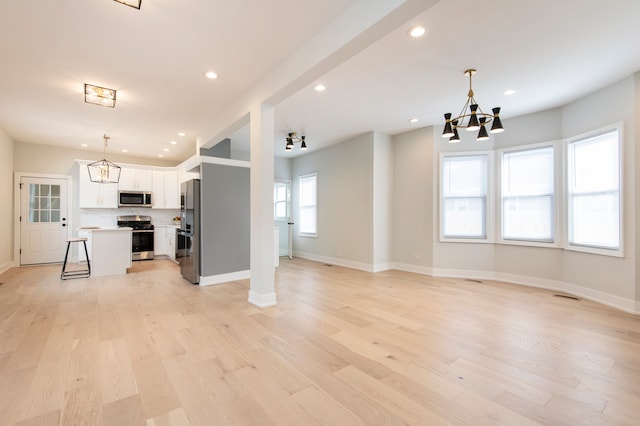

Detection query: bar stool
(60, 237), (91, 280)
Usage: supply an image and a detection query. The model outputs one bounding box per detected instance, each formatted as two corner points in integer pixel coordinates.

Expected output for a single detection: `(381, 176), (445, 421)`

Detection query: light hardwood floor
(1, 257), (639, 425)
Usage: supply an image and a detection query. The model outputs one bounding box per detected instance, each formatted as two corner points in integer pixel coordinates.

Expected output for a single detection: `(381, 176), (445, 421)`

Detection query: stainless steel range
(117, 215), (154, 261)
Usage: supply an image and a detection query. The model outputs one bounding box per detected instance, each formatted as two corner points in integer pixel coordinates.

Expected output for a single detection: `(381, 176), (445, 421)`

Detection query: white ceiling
(2, 0), (640, 162)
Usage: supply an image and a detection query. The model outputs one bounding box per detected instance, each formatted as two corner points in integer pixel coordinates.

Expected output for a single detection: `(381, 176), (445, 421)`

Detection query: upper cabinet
(118, 168), (153, 192)
(152, 170), (179, 209)
(78, 161), (118, 208)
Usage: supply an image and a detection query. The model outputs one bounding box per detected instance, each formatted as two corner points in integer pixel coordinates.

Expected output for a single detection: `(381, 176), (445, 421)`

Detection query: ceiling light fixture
(84, 83), (116, 108)
(442, 69), (504, 143)
(170, 140), (177, 145)
(409, 118), (419, 123)
(409, 26), (426, 38)
(314, 84), (326, 92)
(285, 132), (307, 151)
(113, 0), (141, 9)
(205, 71), (218, 79)
(87, 135), (121, 184)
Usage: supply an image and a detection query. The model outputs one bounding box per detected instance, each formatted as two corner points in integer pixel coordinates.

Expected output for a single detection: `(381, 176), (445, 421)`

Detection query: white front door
(20, 176), (70, 265)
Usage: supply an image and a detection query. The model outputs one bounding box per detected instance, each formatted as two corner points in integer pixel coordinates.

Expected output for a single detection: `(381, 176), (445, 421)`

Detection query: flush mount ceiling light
(87, 135), (121, 184)
(113, 0), (141, 9)
(442, 69), (504, 143)
(84, 83), (116, 108)
(285, 132), (307, 151)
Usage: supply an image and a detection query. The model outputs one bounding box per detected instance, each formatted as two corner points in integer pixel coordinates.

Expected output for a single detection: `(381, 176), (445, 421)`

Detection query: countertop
(79, 227), (133, 231)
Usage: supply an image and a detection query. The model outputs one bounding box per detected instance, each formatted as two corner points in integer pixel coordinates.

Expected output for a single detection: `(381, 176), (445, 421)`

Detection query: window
(501, 146), (554, 242)
(274, 182), (288, 220)
(441, 154), (488, 239)
(567, 128), (621, 252)
(28, 183), (61, 223)
(299, 173), (317, 236)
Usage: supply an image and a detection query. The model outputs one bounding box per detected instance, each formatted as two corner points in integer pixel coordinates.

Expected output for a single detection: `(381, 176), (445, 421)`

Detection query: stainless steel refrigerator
(177, 178), (200, 284)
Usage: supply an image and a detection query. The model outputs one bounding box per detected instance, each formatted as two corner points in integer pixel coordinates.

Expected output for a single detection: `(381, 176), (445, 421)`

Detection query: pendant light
(442, 69), (504, 143)
(87, 135), (121, 184)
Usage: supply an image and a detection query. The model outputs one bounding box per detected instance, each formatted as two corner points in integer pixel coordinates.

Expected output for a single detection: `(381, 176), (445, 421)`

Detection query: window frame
(273, 180), (289, 221)
(439, 151), (493, 243)
(497, 141), (560, 247)
(298, 172), (318, 237)
(564, 123), (623, 257)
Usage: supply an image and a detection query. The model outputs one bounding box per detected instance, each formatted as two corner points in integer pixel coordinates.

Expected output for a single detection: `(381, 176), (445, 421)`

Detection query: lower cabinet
(154, 226), (177, 260)
(77, 230), (93, 261)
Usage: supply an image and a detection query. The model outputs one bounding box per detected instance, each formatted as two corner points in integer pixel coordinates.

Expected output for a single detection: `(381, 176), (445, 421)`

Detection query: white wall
(392, 127), (434, 273)
(291, 132), (374, 268)
(372, 132), (393, 269)
(0, 128), (14, 271)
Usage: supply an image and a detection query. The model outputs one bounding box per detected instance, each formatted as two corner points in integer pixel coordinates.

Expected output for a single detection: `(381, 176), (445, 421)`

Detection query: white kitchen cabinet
(77, 229), (93, 260)
(154, 226), (177, 260)
(152, 171), (179, 209)
(78, 162), (118, 208)
(118, 168), (153, 191)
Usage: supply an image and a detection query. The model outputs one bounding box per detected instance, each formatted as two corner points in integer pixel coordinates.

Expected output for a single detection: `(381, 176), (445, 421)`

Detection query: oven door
(132, 229), (154, 260)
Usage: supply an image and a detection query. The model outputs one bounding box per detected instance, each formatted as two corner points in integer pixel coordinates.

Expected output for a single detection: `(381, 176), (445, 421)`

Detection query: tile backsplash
(79, 207), (180, 228)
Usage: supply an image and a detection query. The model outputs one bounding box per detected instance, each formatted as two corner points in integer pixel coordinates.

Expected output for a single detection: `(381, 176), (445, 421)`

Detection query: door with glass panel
(20, 176), (69, 265)
(274, 180), (292, 259)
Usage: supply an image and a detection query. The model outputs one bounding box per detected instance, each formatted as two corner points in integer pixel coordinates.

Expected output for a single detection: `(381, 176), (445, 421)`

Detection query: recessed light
(121, 149), (128, 153)
(408, 26), (426, 38)
(163, 148), (169, 152)
(409, 118), (419, 123)
(314, 84), (326, 92)
(81, 143), (88, 147)
(205, 71), (218, 79)
(170, 140), (177, 145)
(157, 154), (164, 157)
(504, 89), (516, 96)
(177, 132), (185, 137)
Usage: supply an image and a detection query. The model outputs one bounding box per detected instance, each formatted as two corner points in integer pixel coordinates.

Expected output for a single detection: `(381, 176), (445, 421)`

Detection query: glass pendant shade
(442, 113), (454, 137)
(477, 118), (489, 141)
(87, 159), (121, 184)
(467, 104), (480, 131)
(490, 107), (504, 133)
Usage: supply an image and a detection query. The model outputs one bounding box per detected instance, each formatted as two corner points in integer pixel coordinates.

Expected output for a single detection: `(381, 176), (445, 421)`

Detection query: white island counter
(78, 227), (132, 277)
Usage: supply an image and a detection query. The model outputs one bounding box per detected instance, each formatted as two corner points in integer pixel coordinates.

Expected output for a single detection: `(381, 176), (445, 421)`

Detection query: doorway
(274, 180), (292, 259)
(17, 175), (71, 265)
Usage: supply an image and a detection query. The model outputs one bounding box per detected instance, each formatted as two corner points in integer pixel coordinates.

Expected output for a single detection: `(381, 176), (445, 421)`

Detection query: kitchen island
(78, 227), (132, 277)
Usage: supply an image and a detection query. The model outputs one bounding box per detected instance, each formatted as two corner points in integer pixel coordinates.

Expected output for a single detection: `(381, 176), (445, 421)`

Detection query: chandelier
(285, 132), (307, 151)
(87, 135), (121, 184)
(84, 83), (116, 108)
(442, 69), (504, 143)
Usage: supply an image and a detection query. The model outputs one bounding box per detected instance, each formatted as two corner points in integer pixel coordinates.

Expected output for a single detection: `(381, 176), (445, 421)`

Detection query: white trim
(564, 123), (623, 257)
(14, 172), (73, 266)
(0, 261), (15, 275)
(248, 290), (277, 308)
(199, 269), (250, 286)
(200, 155), (251, 169)
(372, 262), (393, 273)
(294, 251), (375, 272)
(390, 263), (638, 315)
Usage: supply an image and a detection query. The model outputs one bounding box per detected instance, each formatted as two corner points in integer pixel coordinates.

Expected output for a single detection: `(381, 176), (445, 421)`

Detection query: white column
(248, 104), (277, 307)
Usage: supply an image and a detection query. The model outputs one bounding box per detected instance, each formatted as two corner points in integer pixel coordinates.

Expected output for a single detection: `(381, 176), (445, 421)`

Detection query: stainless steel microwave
(118, 191), (152, 207)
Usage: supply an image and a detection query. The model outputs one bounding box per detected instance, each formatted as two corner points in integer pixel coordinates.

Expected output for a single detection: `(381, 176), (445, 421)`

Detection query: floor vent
(554, 293), (580, 301)
(465, 279), (483, 283)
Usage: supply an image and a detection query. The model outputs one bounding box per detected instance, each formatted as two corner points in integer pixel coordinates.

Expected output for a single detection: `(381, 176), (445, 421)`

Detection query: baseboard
(199, 270), (250, 286)
(294, 251), (376, 272)
(248, 290), (277, 308)
(0, 260), (14, 275)
(391, 263), (638, 315)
